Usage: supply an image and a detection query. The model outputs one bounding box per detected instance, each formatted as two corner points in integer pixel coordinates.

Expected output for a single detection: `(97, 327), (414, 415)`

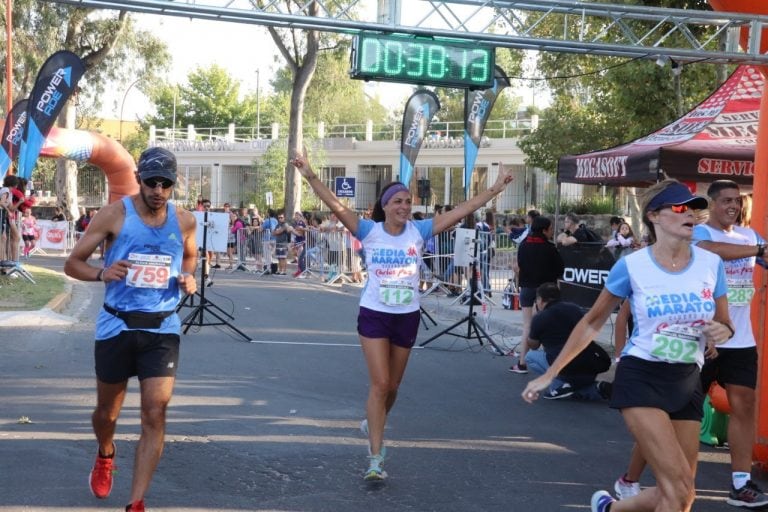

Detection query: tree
(271, 45), (390, 133)
(432, 48), (526, 123)
(1, 2), (170, 218)
(147, 65), (254, 129)
(517, 0), (726, 174)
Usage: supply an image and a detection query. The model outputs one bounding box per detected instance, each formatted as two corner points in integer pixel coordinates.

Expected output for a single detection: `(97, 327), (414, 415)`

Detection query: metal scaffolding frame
(40, 0), (768, 65)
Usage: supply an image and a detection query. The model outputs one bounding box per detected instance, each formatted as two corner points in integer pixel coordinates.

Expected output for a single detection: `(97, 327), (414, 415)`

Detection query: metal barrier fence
(228, 224), (517, 300)
(420, 230), (517, 302)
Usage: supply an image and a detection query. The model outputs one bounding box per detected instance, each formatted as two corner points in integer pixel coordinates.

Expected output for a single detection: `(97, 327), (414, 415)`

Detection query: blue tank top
(95, 197), (184, 340)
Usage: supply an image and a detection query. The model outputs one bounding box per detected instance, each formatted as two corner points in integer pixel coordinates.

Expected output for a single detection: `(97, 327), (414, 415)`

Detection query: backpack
(575, 224), (602, 243)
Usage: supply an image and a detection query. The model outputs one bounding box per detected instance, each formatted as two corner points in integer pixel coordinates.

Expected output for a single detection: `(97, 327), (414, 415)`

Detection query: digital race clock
(350, 33), (495, 89)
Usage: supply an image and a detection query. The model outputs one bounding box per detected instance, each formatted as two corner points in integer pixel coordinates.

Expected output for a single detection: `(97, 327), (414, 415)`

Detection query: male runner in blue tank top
(64, 147), (198, 512)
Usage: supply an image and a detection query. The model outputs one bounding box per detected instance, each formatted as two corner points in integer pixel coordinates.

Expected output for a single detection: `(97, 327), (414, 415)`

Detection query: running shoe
(125, 500), (145, 512)
(727, 480), (768, 508)
(591, 490), (616, 512)
(508, 362), (528, 374)
(614, 475), (640, 500)
(89, 444), (116, 499)
(360, 419), (368, 436)
(364, 451), (387, 481)
(597, 381), (614, 400)
(543, 383), (574, 400)
(293, 270), (302, 278)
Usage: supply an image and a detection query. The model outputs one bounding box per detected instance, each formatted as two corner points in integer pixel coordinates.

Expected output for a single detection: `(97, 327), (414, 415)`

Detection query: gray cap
(137, 147), (177, 183)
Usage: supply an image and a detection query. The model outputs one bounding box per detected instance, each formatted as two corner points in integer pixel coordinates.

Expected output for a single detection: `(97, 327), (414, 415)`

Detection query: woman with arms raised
(291, 153), (513, 481)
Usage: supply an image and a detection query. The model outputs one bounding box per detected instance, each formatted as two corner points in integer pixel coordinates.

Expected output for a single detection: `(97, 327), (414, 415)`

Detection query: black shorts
(22, 234), (35, 242)
(95, 331), (180, 383)
(519, 287), (537, 308)
(610, 356), (704, 421)
(700, 346), (758, 391)
(357, 306), (420, 348)
(227, 241), (236, 249)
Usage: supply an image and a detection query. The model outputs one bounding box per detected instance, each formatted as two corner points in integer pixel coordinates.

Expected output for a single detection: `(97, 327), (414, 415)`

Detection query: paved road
(0, 256), (743, 511)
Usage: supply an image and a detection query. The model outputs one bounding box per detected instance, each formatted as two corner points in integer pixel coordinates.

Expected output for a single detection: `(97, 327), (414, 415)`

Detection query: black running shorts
(94, 331), (180, 383)
(700, 346), (758, 391)
(610, 356), (704, 421)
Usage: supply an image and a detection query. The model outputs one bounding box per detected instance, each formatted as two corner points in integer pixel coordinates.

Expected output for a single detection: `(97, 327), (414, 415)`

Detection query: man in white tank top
(693, 180), (768, 508)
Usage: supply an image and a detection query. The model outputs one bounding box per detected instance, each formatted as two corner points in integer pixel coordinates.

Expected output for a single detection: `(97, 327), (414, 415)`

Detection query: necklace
(654, 246), (686, 269)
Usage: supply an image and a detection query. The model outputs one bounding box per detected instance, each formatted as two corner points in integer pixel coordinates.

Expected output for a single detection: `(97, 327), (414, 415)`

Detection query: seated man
(524, 282), (612, 400)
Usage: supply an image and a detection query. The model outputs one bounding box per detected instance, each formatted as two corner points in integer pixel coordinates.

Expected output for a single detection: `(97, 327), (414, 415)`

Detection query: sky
(102, 9), (545, 124)
(101, 12), (416, 122)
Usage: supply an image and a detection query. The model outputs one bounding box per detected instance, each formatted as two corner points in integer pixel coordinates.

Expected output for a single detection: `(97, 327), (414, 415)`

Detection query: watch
(757, 244), (765, 258)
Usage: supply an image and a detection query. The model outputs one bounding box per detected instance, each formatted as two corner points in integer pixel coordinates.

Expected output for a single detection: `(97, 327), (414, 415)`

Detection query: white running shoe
(614, 476), (641, 500)
(360, 419), (368, 436)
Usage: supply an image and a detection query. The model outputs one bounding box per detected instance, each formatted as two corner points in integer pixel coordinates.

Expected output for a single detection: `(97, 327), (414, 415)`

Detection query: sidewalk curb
(46, 280), (73, 313)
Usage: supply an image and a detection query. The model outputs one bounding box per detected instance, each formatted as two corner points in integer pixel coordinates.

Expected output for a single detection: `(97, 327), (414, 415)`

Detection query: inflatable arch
(709, 0), (768, 467)
(37, 125), (138, 204)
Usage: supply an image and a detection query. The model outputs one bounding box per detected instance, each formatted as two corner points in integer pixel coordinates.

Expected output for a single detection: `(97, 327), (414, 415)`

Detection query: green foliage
(541, 194), (618, 215)
(146, 65), (253, 128)
(1, 2), (170, 115)
(517, 0), (726, 174)
(246, 138), (325, 212)
(272, 47), (390, 127)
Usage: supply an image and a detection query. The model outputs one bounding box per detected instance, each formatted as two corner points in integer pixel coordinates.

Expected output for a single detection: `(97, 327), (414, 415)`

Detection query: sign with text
(335, 177), (355, 197)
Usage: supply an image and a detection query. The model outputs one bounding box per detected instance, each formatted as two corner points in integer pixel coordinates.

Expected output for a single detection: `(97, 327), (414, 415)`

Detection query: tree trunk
(55, 101), (79, 220)
(285, 59), (317, 217)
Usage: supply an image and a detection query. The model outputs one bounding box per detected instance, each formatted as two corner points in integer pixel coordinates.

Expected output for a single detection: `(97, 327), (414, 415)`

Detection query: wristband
(757, 244), (765, 258)
(96, 268), (104, 282)
(723, 322), (735, 339)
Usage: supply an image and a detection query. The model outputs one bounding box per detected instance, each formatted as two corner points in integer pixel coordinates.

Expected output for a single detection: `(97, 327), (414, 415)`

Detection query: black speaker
(418, 179), (431, 199)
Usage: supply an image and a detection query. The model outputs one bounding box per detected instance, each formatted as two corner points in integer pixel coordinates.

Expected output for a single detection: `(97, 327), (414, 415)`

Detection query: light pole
(119, 78), (142, 143)
(255, 68), (260, 139)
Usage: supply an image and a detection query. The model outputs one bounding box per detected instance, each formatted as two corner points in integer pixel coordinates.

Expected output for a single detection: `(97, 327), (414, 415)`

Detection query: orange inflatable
(38, 126), (138, 204)
(1, 121), (138, 204)
(709, 0), (768, 468)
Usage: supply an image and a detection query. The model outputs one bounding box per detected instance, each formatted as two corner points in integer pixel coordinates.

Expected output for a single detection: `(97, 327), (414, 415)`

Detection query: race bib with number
(379, 279), (415, 307)
(650, 325), (701, 364)
(727, 278), (755, 307)
(126, 253), (172, 289)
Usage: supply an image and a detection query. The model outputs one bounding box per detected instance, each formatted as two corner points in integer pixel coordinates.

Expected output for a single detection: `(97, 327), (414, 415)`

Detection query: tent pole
(554, 181), (561, 234)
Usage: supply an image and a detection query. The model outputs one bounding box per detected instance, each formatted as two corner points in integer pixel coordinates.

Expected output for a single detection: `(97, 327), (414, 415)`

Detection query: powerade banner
(0, 99), (28, 179)
(17, 50), (85, 179)
(399, 90), (440, 186)
(559, 243), (618, 309)
(463, 66), (510, 196)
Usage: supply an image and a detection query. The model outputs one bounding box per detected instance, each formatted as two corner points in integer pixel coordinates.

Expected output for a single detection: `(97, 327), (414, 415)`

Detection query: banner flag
(399, 90), (440, 187)
(18, 50), (85, 179)
(0, 99), (28, 179)
(463, 66), (510, 196)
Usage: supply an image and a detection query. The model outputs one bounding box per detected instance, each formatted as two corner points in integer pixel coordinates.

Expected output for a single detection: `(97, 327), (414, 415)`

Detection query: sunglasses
(142, 178), (174, 189)
(668, 204), (691, 213)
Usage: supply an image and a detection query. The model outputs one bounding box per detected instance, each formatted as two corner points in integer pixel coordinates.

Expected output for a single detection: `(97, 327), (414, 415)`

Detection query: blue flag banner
(463, 66), (510, 197)
(0, 98), (28, 180)
(17, 50), (85, 179)
(399, 90), (440, 187)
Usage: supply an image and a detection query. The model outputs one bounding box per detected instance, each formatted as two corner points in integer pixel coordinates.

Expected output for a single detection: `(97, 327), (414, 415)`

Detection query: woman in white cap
(291, 153), (514, 482)
(523, 179), (734, 512)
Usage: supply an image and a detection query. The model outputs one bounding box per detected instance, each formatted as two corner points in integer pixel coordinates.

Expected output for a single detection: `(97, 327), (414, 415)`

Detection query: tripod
(177, 210), (252, 342)
(419, 231), (503, 355)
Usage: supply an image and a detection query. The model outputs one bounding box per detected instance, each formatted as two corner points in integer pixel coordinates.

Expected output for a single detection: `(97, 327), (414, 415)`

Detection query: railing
(152, 117), (537, 144)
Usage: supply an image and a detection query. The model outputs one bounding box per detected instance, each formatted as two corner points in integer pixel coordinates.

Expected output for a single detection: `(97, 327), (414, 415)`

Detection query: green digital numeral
(383, 41), (403, 75)
(405, 44), (425, 77)
(427, 45), (447, 79)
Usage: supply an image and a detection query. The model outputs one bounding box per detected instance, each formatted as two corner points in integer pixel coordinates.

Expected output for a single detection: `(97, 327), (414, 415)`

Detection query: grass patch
(0, 265), (67, 311)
